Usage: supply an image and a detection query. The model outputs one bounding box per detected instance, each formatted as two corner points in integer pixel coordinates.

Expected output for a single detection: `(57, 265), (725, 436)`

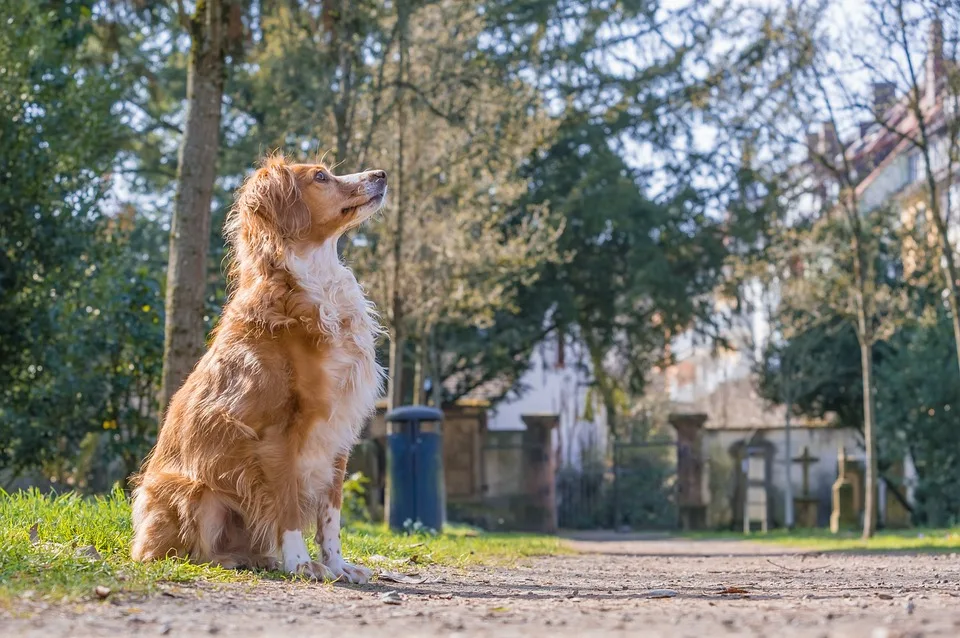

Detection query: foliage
(0, 0), (166, 477)
(513, 113), (729, 435)
(0, 488), (564, 604)
(341, 472), (372, 526)
(875, 314), (960, 527)
(1, 213), (166, 483)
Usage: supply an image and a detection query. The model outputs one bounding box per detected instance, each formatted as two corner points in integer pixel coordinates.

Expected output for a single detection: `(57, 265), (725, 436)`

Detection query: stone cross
(792, 446), (820, 498)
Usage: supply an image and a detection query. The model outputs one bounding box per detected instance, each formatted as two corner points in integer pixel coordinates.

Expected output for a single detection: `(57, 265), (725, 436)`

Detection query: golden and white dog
(131, 155), (386, 583)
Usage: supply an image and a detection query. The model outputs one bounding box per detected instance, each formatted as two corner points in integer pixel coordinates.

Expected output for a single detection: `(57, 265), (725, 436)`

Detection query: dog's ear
(235, 158), (310, 239)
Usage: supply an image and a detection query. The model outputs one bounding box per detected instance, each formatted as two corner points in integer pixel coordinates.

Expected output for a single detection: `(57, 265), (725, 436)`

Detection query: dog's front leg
(274, 471), (333, 581)
(315, 453), (373, 584)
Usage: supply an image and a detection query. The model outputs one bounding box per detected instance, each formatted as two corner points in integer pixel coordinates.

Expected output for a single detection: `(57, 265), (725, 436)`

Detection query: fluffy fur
(130, 155), (387, 583)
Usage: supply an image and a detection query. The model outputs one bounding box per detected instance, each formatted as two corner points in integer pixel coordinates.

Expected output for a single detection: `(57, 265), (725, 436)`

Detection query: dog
(130, 154), (387, 583)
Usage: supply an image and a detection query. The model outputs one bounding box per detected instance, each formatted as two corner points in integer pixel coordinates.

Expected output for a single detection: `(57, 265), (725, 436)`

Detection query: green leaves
(0, 1), (162, 481)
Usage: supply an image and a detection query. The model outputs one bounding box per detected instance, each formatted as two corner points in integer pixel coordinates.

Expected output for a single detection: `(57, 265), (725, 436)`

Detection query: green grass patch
(684, 528), (960, 552)
(0, 488), (564, 606)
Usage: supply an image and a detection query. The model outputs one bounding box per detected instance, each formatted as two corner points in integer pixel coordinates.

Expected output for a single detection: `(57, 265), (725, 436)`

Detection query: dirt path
(4, 536), (959, 637)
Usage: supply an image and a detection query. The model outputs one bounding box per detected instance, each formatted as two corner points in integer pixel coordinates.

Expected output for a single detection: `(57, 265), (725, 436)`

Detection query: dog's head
(228, 154), (387, 250)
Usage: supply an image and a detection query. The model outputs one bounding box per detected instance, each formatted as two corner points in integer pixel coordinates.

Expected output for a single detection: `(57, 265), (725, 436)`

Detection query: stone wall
(357, 403), (560, 533)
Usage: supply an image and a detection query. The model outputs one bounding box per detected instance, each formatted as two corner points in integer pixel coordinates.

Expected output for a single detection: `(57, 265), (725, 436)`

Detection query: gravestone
(792, 446), (820, 528)
(882, 460), (912, 529)
(743, 446), (769, 533)
(830, 447), (858, 533)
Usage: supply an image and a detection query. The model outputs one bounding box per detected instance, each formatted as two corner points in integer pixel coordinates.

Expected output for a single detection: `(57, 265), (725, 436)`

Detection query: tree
(714, 1), (912, 537)
(342, 0), (564, 409)
(850, 1), (960, 380)
(160, 0), (245, 412)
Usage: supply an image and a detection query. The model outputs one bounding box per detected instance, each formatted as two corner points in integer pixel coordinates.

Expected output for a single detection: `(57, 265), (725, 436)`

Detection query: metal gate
(557, 436), (678, 530)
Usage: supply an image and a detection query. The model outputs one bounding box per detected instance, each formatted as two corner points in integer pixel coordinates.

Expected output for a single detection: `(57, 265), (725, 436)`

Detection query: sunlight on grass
(758, 529), (960, 552)
(0, 488), (564, 606)
(0, 487), (247, 607)
(685, 528), (960, 552)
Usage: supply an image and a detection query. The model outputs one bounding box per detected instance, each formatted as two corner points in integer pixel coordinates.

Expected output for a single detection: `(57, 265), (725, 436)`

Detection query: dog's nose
(371, 170), (387, 182)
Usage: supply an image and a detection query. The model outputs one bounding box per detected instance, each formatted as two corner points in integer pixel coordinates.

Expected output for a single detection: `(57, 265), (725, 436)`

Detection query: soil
(4, 534), (960, 638)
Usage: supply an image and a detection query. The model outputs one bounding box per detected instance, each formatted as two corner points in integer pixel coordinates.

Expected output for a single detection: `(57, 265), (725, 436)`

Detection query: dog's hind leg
(131, 481), (187, 562)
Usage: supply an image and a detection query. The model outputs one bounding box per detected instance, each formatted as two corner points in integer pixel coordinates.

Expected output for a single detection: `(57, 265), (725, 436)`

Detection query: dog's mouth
(341, 191), (385, 216)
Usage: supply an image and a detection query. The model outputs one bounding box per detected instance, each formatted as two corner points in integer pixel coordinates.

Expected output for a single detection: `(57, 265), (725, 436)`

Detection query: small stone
(207, 625), (220, 634)
(94, 586), (111, 600)
(380, 591), (404, 605)
(646, 589), (678, 599)
(905, 599), (916, 615)
(159, 623), (172, 635)
(285, 617), (297, 624)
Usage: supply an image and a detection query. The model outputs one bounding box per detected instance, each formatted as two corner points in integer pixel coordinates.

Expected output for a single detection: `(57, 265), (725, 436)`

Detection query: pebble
(380, 591), (404, 605)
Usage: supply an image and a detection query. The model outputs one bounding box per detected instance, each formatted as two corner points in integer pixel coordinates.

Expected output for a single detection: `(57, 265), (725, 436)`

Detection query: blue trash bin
(385, 405), (444, 532)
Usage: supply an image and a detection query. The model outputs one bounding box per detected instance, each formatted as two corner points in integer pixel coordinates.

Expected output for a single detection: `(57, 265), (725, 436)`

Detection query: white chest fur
(286, 241), (385, 492)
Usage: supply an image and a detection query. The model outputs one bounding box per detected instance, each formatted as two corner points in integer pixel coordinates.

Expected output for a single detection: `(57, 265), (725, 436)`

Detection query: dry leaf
(28, 523), (39, 545)
(720, 587), (749, 595)
(76, 545), (102, 561)
(378, 571), (427, 585)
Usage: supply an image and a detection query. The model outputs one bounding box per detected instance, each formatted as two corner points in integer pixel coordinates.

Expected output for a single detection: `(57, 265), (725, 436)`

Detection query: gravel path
(4, 535), (959, 637)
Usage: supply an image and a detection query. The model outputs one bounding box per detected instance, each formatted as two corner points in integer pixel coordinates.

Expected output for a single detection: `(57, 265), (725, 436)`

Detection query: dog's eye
(315, 170), (326, 182)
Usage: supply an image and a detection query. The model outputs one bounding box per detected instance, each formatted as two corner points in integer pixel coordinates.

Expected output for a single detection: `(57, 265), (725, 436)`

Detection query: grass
(685, 527), (960, 552)
(0, 487), (565, 607)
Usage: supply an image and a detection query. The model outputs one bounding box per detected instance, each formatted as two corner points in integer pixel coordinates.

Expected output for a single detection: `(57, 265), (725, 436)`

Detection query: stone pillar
(520, 414), (559, 533)
(669, 413), (707, 530)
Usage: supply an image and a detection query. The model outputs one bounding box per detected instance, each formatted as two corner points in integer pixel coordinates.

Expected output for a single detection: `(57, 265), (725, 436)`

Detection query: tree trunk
(387, 328), (405, 409)
(412, 336), (426, 405)
(386, 2), (409, 411)
(159, 1), (229, 414)
(857, 313), (878, 539)
(850, 213), (877, 539)
(429, 326), (442, 408)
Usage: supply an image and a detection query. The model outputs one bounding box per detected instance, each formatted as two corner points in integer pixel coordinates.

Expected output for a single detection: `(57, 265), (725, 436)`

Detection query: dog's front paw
(294, 560), (337, 582)
(326, 560), (373, 584)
